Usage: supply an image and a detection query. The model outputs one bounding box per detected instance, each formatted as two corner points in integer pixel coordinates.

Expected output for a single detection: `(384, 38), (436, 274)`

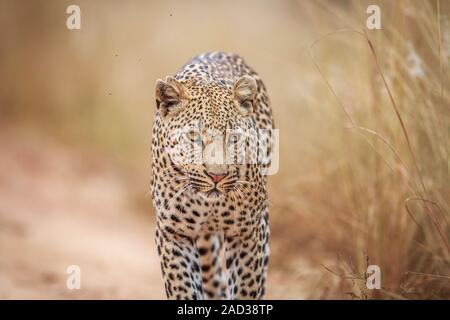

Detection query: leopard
(150, 52), (274, 300)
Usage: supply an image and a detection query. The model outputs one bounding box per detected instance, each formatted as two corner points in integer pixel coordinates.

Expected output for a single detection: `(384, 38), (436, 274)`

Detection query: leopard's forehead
(175, 55), (239, 90)
(165, 83), (252, 132)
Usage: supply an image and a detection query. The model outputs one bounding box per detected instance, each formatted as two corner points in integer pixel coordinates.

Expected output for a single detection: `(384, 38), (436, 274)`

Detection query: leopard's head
(154, 75), (267, 200)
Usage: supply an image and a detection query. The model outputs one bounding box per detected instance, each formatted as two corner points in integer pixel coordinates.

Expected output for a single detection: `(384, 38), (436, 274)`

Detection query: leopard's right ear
(155, 76), (190, 117)
(232, 75), (257, 116)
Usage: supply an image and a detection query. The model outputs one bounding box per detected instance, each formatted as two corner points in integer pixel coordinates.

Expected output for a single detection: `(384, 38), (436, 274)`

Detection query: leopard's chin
(197, 188), (225, 201)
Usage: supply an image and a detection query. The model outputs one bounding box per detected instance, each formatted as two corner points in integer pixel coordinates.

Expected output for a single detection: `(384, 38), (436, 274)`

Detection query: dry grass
(0, 0), (448, 299)
(270, 0), (450, 299)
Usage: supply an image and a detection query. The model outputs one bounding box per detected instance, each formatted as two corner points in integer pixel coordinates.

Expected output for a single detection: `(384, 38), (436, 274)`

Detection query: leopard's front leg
(224, 208), (270, 299)
(155, 221), (204, 300)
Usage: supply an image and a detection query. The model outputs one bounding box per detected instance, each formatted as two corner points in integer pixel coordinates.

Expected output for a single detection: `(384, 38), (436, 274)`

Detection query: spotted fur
(151, 52), (274, 299)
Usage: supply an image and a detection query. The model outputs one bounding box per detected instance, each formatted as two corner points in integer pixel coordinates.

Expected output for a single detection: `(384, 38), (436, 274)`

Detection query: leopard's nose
(205, 171), (227, 183)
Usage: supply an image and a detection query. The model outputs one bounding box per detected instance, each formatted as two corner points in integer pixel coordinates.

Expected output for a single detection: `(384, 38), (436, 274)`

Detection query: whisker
(166, 183), (191, 210)
(190, 182), (210, 188)
(221, 181), (238, 187)
(233, 186), (246, 202)
(160, 171), (187, 179)
(236, 180), (254, 186)
(189, 177), (210, 184)
(235, 183), (251, 195)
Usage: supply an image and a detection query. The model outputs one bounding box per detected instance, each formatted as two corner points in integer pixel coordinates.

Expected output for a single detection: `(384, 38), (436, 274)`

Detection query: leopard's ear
(232, 75), (257, 116)
(155, 76), (190, 117)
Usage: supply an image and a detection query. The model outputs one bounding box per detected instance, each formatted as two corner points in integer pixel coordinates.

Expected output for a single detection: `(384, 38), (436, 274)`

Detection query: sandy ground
(0, 130), (166, 299)
(0, 129), (306, 299)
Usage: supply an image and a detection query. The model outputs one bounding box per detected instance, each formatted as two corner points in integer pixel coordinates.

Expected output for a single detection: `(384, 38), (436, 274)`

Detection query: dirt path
(0, 130), (166, 299)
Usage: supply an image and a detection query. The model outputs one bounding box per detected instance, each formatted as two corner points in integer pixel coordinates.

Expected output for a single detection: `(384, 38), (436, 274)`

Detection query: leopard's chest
(156, 189), (262, 238)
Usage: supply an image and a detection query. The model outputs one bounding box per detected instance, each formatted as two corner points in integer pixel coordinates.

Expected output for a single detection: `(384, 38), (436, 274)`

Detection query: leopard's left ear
(232, 75), (257, 116)
(155, 76), (190, 117)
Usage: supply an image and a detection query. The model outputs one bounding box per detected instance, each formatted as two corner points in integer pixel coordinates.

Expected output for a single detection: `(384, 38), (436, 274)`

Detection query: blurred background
(0, 0), (449, 299)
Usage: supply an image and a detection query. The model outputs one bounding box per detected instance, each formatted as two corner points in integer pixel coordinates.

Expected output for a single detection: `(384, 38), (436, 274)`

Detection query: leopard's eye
(184, 130), (202, 145)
